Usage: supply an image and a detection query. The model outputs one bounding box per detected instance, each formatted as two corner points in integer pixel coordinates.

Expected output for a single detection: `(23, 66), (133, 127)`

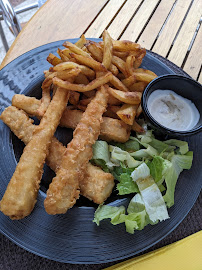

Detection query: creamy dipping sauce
(147, 90), (200, 131)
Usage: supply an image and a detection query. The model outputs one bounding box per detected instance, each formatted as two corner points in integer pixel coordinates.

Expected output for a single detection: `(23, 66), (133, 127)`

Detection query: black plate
(0, 39), (201, 264)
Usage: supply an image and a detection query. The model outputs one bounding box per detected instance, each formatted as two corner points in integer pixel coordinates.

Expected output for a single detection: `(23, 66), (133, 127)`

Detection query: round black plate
(0, 39), (201, 264)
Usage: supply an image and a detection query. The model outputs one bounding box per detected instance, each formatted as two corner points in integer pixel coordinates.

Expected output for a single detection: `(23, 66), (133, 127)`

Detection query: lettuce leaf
(163, 152), (193, 207)
(117, 172), (139, 195)
(164, 139), (189, 155)
(92, 141), (110, 171)
(93, 204), (125, 226)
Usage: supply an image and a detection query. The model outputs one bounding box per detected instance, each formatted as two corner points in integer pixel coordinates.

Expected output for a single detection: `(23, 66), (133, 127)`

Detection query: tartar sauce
(147, 90), (200, 131)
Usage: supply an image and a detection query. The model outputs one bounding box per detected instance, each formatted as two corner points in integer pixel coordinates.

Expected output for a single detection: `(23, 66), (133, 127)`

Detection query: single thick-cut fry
(110, 75), (129, 92)
(125, 55), (136, 76)
(112, 40), (141, 52)
(122, 75), (136, 88)
(132, 120), (145, 133)
(57, 48), (70, 62)
(0, 106), (114, 204)
(0, 87), (70, 219)
(133, 68), (157, 84)
(47, 53), (63, 66)
(112, 55), (127, 77)
(63, 41), (91, 58)
(129, 81), (147, 92)
(75, 34), (86, 48)
(44, 85), (109, 215)
(117, 104), (138, 125)
(12, 95), (130, 142)
(70, 53), (107, 72)
(51, 61), (95, 79)
(108, 88), (142, 105)
(102, 30), (113, 69)
(52, 72), (112, 92)
(136, 104), (143, 118)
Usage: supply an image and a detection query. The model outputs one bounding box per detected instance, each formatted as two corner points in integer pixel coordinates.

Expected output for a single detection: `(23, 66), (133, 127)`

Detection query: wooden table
(0, 0), (201, 269)
(1, 0), (202, 84)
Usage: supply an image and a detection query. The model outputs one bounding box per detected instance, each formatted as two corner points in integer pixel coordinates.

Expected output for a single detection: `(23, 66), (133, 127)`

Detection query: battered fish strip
(0, 106), (114, 204)
(0, 87), (70, 219)
(12, 94), (131, 142)
(44, 85), (109, 214)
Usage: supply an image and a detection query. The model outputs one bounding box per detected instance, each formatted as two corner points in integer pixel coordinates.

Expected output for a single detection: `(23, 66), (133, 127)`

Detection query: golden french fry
(136, 104), (143, 118)
(75, 34), (87, 48)
(134, 68), (157, 76)
(108, 94), (121, 105)
(86, 41), (103, 62)
(61, 48), (72, 59)
(125, 55), (136, 76)
(113, 51), (129, 59)
(102, 30), (113, 69)
(134, 72), (157, 84)
(63, 41), (91, 58)
(74, 73), (89, 85)
(133, 49), (146, 68)
(47, 53), (63, 66)
(51, 62), (95, 79)
(116, 104), (138, 125)
(122, 75), (136, 88)
(112, 55), (127, 77)
(129, 81), (147, 92)
(52, 72), (112, 92)
(132, 120), (145, 133)
(110, 75), (129, 92)
(70, 53), (107, 72)
(108, 88), (142, 105)
(57, 48), (70, 62)
(112, 40), (141, 52)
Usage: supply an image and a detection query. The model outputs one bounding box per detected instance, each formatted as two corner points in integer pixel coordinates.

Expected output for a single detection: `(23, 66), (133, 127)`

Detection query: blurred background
(0, 0), (46, 63)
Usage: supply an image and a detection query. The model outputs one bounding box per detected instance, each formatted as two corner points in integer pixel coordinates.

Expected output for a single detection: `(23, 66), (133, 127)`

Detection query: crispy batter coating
(0, 106), (114, 203)
(12, 95), (131, 142)
(80, 163), (114, 204)
(0, 88), (69, 219)
(44, 85), (109, 214)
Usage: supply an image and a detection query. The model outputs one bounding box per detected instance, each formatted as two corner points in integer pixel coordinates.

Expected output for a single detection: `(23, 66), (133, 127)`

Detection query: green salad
(91, 126), (193, 234)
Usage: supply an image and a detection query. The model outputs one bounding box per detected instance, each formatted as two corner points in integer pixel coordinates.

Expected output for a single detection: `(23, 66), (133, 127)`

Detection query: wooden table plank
(137, 0), (175, 50)
(107, 0), (142, 40)
(121, 0), (159, 42)
(152, 0), (192, 57)
(84, 0), (125, 38)
(0, 0), (108, 69)
(183, 24), (202, 80)
(168, 0), (202, 68)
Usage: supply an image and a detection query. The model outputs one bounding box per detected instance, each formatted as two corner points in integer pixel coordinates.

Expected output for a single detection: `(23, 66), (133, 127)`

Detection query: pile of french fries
(0, 30), (157, 220)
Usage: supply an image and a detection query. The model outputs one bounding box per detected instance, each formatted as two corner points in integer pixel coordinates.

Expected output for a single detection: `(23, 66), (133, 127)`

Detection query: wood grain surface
(1, 0), (201, 81)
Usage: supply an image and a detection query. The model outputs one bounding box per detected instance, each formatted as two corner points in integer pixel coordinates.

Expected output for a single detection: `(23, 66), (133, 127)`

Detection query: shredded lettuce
(92, 127), (193, 234)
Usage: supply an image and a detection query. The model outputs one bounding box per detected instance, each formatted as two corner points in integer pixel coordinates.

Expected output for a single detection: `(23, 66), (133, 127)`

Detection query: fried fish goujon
(0, 86), (70, 219)
(12, 94), (131, 142)
(44, 85), (109, 214)
(0, 106), (114, 204)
